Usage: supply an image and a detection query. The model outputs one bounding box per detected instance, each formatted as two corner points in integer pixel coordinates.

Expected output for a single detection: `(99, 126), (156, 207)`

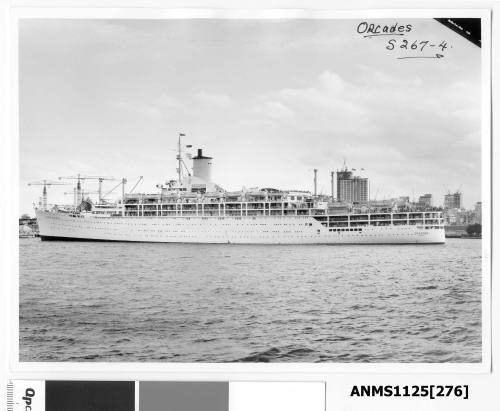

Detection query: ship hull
(36, 209), (445, 245)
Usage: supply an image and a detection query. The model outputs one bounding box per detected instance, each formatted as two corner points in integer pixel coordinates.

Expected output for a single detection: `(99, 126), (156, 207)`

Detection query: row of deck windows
(120, 207), (441, 219)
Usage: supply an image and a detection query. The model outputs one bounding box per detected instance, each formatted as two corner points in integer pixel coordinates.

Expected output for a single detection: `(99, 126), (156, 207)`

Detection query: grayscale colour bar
(139, 381), (229, 411)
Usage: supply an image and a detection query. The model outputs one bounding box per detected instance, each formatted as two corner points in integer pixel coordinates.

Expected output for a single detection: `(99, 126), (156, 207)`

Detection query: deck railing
(118, 201), (443, 227)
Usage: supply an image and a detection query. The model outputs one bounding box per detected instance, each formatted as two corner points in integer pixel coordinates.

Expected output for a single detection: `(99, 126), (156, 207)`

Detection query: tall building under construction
(444, 191), (463, 209)
(336, 167), (368, 204)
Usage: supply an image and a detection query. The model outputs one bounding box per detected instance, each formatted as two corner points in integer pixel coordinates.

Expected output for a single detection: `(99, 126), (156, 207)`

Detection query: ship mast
(178, 132), (185, 184)
(178, 133), (181, 183)
(313, 169), (318, 197)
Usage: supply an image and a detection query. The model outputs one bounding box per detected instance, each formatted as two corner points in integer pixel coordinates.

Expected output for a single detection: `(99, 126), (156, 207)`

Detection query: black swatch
(46, 381), (134, 411)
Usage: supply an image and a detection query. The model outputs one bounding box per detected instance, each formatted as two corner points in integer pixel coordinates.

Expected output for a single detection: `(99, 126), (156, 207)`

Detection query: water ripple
(19, 238), (482, 362)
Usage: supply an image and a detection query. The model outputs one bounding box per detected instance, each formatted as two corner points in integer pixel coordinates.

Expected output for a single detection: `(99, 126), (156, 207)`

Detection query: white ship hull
(36, 209), (445, 244)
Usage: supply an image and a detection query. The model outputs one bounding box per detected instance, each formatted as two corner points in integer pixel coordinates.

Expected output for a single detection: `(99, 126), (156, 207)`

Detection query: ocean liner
(34, 137), (445, 244)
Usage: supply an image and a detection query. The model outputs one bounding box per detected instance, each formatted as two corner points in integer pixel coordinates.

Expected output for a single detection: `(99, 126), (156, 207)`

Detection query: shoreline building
(444, 191), (462, 210)
(339, 177), (368, 204)
(418, 193), (433, 208)
(474, 201), (482, 224)
(336, 168), (353, 200)
(336, 167), (368, 205)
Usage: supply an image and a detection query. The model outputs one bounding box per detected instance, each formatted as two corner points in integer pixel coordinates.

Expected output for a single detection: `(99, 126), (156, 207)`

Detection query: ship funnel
(192, 148), (213, 182)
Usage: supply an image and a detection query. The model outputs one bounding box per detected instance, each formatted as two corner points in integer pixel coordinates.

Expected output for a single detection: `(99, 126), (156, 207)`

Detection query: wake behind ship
(34, 137), (445, 245)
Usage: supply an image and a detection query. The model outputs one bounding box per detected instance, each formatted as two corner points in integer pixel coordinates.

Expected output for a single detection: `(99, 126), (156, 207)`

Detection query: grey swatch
(140, 381), (229, 411)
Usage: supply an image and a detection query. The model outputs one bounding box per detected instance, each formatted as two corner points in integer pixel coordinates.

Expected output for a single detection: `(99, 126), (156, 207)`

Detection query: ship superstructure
(34, 135), (445, 244)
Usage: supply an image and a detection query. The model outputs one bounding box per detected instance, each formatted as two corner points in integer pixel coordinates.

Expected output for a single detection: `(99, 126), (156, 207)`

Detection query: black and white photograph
(17, 15), (487, 363)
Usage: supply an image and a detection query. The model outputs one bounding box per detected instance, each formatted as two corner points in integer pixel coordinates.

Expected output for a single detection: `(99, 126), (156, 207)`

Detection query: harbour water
(19, 238), (482, 362)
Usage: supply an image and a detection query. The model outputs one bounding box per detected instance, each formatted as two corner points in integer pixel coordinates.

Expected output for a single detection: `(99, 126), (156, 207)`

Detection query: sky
(19, 18), (482, 216)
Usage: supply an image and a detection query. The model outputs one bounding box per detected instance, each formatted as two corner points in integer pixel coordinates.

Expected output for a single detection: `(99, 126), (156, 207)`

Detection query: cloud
(157, 94), (183, 109)
(252, 71), (368, 134)
(195, 91), (233, 108)
(114, 94), (184, 119)
(65, 160), (92, 171)
(319, 71), (346, 94)
(253, 101), (294, 119)
(245, 66), (481, 196)
(114, 100), (162, 119)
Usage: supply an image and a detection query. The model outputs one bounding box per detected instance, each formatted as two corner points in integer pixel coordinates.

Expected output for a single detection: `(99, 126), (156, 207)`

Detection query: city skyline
(19, 18), (482, 215)
(20, 163), (480, 217)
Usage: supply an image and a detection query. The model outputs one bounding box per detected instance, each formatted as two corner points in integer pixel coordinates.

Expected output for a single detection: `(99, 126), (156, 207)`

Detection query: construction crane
(82, 176), (117, 203)
(102, 177), (128, 204)
(58, 174), (87, 207)
(27, 180), (69, 211)
(129, 176), (143, 194)
(59, 174), (85, 183)
(64, 190), (99, 199)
